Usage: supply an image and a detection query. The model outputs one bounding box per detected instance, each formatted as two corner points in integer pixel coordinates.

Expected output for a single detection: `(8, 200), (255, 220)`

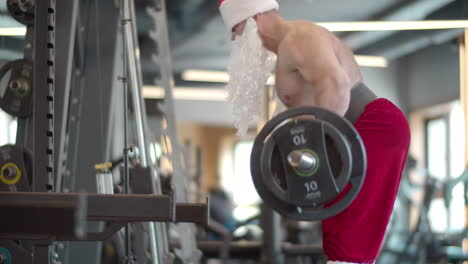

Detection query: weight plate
(0, 144), (32, 191)
(0, 162), (21, 185)
(251, 107), (366, 221)
(7, 0), (34, 26)
(0, 247), (12, 264)
(0, 59), (33, 117)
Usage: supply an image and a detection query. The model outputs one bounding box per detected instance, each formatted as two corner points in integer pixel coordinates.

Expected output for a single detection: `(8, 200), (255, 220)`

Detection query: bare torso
(274, 21), (363, 115)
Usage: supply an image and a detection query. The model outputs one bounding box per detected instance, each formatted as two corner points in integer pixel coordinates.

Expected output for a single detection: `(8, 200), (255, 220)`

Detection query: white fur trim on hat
(219, 0), (279, 31)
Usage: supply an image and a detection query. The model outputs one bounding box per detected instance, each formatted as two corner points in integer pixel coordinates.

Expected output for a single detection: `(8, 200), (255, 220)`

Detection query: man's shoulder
(288, 20), (331, 36)
(280, 21), (333, 49)
(278, 22), (334, 65)
(277, 33), (304, 70)
(277, 25), (310, 55)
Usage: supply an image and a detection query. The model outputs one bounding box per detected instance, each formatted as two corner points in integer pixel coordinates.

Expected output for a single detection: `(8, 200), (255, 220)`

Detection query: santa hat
(218, 0), (279, 31)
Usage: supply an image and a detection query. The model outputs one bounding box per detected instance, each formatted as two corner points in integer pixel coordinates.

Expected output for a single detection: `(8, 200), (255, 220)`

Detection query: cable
(119, 0), (132, 262)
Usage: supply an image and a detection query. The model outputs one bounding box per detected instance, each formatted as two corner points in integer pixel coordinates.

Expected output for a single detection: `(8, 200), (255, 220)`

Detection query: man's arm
(277, 28), (351, 115)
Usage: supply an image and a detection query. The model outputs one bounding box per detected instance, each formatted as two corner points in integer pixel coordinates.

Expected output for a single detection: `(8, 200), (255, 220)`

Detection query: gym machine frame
(0, 0), (209, 263)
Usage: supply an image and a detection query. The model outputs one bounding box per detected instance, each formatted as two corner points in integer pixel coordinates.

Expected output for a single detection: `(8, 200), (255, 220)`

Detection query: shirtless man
(219, 0), (411, 263)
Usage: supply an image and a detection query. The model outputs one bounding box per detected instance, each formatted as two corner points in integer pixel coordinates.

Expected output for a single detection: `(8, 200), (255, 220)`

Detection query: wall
(362, 62), (404, 111)
(361, 42), (461, 114)
(178, 122), (236, 191)
(404, 43), (460, 111)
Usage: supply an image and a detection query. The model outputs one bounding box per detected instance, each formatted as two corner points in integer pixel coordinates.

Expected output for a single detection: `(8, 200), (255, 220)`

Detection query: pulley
(0, 59), (33, 117)
(250, 107), (367, 221)
(7, 0), (35, 26)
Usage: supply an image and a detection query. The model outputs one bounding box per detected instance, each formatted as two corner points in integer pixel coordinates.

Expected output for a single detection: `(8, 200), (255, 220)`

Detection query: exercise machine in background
(0, 0), (208, 263)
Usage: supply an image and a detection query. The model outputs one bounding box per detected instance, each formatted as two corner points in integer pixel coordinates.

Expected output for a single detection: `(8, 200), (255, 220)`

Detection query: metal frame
(260, 205), (284, 264)
(1, 0), (210, 264)
(198, 241), (325, 261)
(0, 191), (208, 240)
(65, 1), (122, 262)
(147, 1), (203, 262)
(459, 29), (468, 236)
(32, 0), (55, 193)
(54, 0), (79, 193)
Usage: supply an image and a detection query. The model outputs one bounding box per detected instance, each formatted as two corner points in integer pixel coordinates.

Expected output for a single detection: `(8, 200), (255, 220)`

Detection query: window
(425, 101), (465, 233)
(0, 109), (16, 146)
(221, 140), (261, 221)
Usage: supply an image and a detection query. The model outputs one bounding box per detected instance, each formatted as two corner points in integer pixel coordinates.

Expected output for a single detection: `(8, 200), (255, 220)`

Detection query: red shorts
(322, 98), (411, 263)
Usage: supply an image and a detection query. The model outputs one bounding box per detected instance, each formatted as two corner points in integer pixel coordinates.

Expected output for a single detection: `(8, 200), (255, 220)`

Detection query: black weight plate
(251, 107), (366, 221)
(7, 0), (34, 26)
(261, 118), (352, 207)
(0, 59), (33, 117)
(0, 144), (31, 192)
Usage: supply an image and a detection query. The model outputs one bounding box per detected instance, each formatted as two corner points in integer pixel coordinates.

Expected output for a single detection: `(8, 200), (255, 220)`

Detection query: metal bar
(445, 113), (451, 229)
(0, 192), (177, 244)
(460, 30), (468, 170)
(147, 3), (200, 262)
(54, 0), (79, 192)
(198, 241), (262, 259)
(281, 244), (325, 257)
(149, 0), (188, 205)
(120, 0), (132, 259)
(62, 53), (83, 194)
(33, 0), (55, 193)
(122, 0), (150, 168)
(175, 202), (210, 225)
(0, 199), (76, 241)
(0, 192), (174, 221)
(197, 241), (325, 259)
(0, 192), (209, 237)
(87, 195), (173, 221)
(459, 29), (468, 253)
(122, 1), (170, 263)
(59, 222), (127, 242)
(33, 243), (51, 264)
(260, 205), (284, 264)
(65, 1), (121, 262)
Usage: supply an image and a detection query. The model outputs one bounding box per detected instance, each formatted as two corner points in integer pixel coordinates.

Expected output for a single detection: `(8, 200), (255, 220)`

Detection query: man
(218, 0), (411, 263)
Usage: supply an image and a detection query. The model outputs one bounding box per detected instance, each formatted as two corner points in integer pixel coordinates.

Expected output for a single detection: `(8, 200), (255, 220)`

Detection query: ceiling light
(0, 27), (27, 36)
(182, 69), (278, 84)
(146, 55), (386, 101)
(182, 55), (388, 83)
(318, 20), (468, 32)
(354, 55), (388, 67)
(143, 86), (227, 101)
(266, 76), (275, 85)
(181, 70), (229, 83)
